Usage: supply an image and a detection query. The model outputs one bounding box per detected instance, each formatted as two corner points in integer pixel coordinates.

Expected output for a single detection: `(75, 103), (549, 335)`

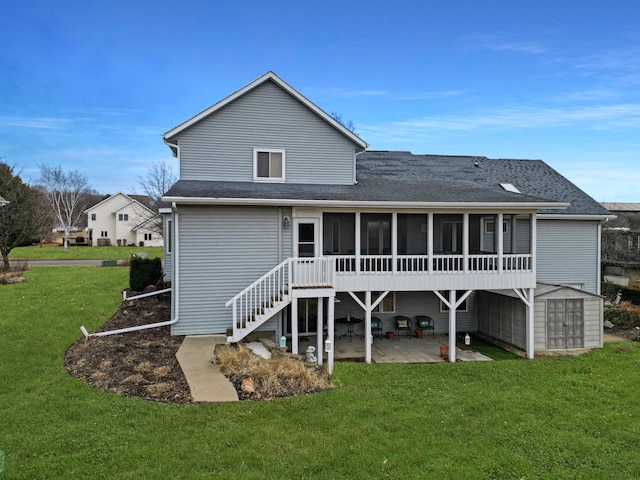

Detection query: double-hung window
(254, 148), (285, 182)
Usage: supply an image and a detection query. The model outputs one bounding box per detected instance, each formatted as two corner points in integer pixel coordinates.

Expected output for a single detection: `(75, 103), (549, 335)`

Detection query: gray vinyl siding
(537, 219), (600, 294)
(478, 291), (527, 349)
(334, 291), (478, 336)
(172, 205), (282, 335)
(175, 81), (356, 185)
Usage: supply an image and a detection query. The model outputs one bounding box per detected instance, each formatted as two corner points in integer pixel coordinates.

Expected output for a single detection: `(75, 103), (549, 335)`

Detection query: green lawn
(2, 267), (640, 479)
(9, 245), (163, 260)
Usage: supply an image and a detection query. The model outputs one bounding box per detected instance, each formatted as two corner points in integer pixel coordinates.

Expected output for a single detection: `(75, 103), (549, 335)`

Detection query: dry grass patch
(215, 343), (333, 400)
(134, 361), (153, 373)
(121, 374), (148, 384)
(146, 383), (173, 397)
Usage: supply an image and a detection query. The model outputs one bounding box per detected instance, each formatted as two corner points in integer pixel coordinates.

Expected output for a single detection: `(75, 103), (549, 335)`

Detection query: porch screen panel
(361, 213), (391, 255)
(322, 213), (355, 255)
(397, 214), (427, 255)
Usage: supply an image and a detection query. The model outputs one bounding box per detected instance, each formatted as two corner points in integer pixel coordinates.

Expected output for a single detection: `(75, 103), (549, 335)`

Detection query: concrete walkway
(175, 336), (238, 402)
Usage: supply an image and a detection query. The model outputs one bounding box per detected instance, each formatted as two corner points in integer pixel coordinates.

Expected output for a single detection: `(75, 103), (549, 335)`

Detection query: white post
(531, 213), (537, 275)
(291, 299), (299, 355)
(449, 289), (457, 363)
(463, 213), (469, 273)
(392, 212), (397, 274)
(427, 213), (434, 274)
(526, 288), (535, 359)
(327, 294), (335, 375)
(497, 213), (504, 272)
(355, 212), (361, 274)
(317, 297), (324, 365)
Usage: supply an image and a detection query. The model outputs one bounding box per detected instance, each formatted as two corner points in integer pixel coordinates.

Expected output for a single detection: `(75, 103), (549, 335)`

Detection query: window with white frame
(144, 233), (152, 241)
(439, 292), (469, 312)
(254, 149), (285, 181)
(372, 292), (395, 313)
(118, 213), (129, 221)
(167, 220), (172, 253)
(91, 213), (96, 221)
(483, 218), (509, 234)
(100, 231), (108, 238)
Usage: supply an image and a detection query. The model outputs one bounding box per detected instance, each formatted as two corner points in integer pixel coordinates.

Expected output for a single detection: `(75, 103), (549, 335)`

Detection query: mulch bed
(65, 293), (192, 404)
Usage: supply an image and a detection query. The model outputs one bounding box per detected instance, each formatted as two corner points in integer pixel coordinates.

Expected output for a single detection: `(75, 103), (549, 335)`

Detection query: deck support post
(327, 293), (335, 375)
(291, 298), (298, 355)
(317, 297), (324, 365)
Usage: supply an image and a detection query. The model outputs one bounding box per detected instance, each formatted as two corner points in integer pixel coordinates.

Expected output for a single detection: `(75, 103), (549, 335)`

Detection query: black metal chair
(371, 317), (383, 338)
(415, 315), (435, 336)
(394, 315), (412, 338)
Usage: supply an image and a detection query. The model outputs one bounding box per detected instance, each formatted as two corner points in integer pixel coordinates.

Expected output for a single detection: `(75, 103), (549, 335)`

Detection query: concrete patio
(298, 334), (493, 363)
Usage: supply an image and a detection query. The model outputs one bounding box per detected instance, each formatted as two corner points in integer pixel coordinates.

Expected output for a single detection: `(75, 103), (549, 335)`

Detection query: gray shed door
(547, 299), (584, 349)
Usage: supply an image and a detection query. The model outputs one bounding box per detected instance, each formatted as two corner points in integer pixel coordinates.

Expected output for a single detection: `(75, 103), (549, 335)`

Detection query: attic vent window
(500, 183), (521, 194)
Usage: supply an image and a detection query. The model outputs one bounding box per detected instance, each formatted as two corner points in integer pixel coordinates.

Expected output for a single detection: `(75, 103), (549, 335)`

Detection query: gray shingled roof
(164, 151), (611, 216)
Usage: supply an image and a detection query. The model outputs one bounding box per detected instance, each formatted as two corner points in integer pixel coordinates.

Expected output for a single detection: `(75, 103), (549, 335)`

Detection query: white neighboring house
(85, 192), (163, 247)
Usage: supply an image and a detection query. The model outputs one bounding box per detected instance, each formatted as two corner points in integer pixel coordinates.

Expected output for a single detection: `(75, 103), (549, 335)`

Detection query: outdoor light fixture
(282, 216), (290, 229)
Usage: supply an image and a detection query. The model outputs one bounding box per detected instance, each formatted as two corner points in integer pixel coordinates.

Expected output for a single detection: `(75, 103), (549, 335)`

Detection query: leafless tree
(39, 165), (91, 251)
(136, 160), (176, 212)
(330, 111), (357, 134)
(130, 161), (177, 240)
(0, 162), (44, 269)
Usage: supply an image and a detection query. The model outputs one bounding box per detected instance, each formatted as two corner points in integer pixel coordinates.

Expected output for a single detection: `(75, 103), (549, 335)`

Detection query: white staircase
(225, 259), (291, 343)
(225, 257), (335, 343)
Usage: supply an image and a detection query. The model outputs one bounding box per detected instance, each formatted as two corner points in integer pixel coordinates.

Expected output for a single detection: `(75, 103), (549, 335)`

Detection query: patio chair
(371, 317), (383, 338)
(415, 315), (435, 336)
(394, 315), (412, 338)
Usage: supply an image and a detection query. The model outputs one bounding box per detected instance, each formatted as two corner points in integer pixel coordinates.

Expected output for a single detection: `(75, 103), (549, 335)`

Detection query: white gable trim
(162, 72), (368, 151)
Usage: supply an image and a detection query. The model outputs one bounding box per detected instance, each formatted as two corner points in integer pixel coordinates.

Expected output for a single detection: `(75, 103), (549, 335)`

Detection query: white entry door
(294, 219), (319, 257)
(293, 219), (319, 285)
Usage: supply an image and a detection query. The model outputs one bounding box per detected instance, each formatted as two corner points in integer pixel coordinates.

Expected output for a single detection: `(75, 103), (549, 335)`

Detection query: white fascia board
(162, 72), (368, 151)
(162, 195), (568, 211)
(537, 213), (616, 221)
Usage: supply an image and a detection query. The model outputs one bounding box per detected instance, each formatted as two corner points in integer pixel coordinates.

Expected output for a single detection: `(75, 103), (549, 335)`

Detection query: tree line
(0, 161), (175, 270)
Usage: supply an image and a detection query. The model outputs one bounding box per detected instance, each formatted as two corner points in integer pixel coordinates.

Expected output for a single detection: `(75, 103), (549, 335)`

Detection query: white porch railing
(332, 253), (532, 274)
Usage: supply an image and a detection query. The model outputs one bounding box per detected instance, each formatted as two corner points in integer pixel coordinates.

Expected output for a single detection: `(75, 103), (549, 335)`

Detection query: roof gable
(162, 71), (367, 155)
(85, 192), (152, 214)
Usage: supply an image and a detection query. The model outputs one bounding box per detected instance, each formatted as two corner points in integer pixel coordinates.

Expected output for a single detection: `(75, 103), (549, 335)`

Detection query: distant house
(161, 72), (612, 364)
(0, 194), (8, 206)
(85, 193), (162, 247)
(601, 203), (640, 286)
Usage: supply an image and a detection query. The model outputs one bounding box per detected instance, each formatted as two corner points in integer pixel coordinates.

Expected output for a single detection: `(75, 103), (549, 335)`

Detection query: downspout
(81, 203), (180, 338)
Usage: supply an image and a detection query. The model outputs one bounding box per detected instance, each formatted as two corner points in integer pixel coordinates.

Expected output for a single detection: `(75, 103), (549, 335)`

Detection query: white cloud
(359, 104), (640, 138)
(0, 116), (72, 129)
